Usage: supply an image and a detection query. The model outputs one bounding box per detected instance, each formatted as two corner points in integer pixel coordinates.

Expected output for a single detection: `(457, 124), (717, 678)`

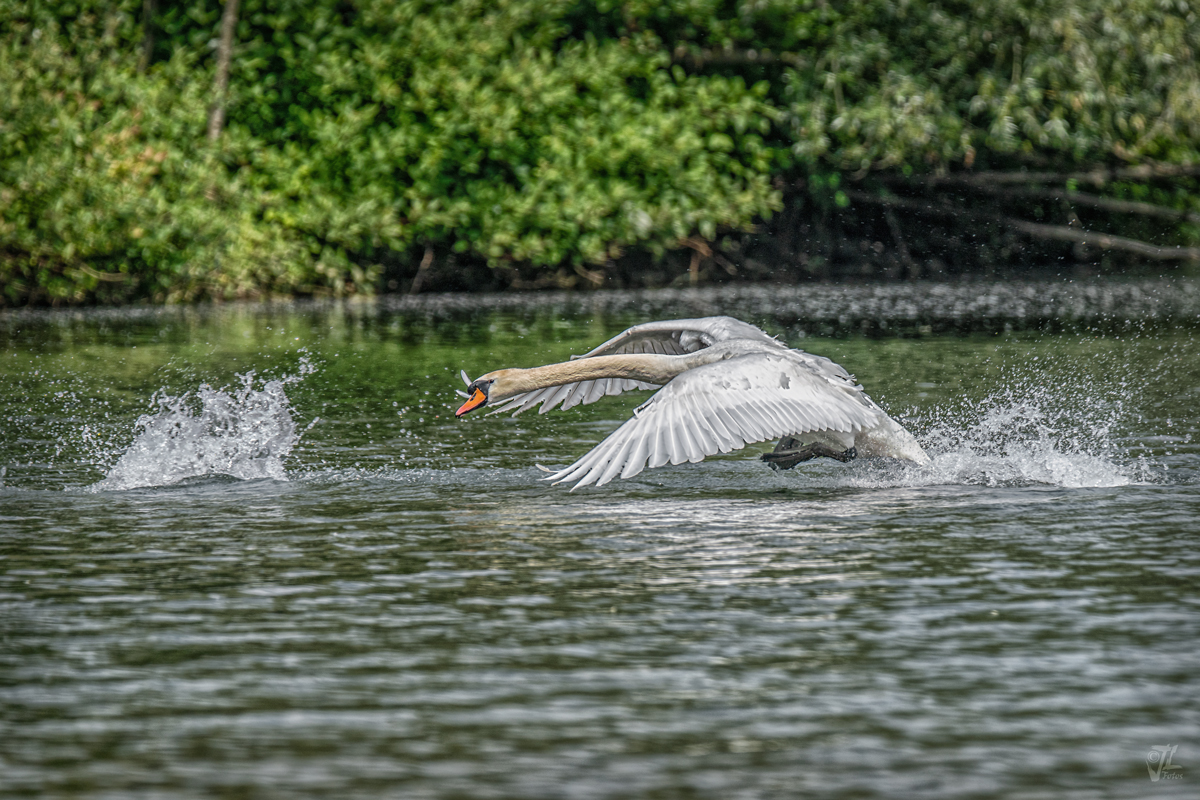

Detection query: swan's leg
(761, 437), (857, 470)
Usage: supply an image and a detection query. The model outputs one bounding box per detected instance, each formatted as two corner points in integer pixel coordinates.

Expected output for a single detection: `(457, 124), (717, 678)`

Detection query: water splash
(865, 363), (1150, 490)
(90, 362), (315, 492)
(910, 401), (1134, 489)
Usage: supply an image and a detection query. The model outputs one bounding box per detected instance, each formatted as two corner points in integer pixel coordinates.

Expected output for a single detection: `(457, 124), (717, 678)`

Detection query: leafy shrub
(1, 0), (1196, 304)
(1, 0), (781, 303)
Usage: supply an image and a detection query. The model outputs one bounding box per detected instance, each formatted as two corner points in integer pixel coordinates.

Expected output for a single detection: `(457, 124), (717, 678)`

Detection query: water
(1, 298), (1197, 798)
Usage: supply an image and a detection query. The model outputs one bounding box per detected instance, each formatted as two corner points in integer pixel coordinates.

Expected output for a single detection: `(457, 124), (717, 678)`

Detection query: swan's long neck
(488, 350), (724, 400)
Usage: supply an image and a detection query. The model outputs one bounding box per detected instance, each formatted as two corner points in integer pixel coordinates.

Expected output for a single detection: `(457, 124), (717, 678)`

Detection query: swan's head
(456, 376), (493, 417)
(456, 369), (529, 416)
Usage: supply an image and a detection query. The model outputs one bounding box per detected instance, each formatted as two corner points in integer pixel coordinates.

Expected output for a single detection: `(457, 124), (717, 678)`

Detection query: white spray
(90, 360), (316, 492)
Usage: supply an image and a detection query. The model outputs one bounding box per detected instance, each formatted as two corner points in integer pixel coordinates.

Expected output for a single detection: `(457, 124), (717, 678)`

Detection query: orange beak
(456, 387), (487, 417)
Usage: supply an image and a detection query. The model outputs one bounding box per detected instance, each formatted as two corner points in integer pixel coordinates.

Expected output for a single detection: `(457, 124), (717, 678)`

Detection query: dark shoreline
(3, 278), (1197, 336)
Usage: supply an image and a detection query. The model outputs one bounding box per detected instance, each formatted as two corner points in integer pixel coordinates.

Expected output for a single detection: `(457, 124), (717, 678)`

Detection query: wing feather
(722, 402), (760, 442)
(681, 402), (715, 459)
(622, 428), (654, 479)
(573, 317), (782, 360)
(583, 378), (607, 405)
(701, 395), (741, 452)
(494, 317), (783, 416)
(675, 408), (703, 463)
(650, 419), (671, 468)
(546, 351), (881, 488)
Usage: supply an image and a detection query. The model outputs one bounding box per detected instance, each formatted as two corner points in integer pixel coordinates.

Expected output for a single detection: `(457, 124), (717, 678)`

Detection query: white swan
(455, 316), (930, 487)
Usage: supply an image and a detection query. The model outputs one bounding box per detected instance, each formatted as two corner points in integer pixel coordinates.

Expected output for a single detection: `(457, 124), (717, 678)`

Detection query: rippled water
(1, 300), (1197, 798)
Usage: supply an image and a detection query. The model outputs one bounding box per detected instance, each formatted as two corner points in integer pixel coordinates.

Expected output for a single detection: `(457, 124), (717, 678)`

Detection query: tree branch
(978, 187), (1200, 224)
(846, 191), (1200, 262)
(884, 163), (1200, 189)
(139, 0), (156, 73)
(409, 245), (434, 295)
(883, 207), (918, 272)
(1003, 218), (1200, 261)
(206, 0), (240, 142)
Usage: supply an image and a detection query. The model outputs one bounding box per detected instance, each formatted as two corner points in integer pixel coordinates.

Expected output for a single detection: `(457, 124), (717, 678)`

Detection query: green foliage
(779, 0), (1200, 171)
(0, 1), (367, 303)
(0, 0), (781, 303)
(610, 0), (1200, 172)
(230, 0), (779, 266)
(1, 0), (1197, 304)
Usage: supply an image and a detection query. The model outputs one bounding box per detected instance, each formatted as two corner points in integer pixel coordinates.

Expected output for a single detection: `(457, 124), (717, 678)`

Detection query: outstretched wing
(488, 316), (785, 416)
(544, 351), (883, 489)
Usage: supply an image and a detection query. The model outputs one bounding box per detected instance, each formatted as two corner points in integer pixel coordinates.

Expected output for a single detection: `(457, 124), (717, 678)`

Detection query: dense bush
(605, 0), (1200, 169)
(1, 0), (779, 303)
(1, 0), (1196, 304)
(0, 3), (358, 303)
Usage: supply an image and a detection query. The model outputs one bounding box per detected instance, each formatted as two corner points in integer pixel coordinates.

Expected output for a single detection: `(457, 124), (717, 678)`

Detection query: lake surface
(1, 295), (1197, 798)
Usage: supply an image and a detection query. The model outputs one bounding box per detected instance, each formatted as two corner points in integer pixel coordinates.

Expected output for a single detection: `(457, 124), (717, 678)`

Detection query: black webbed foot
(761, 442), (857, 471)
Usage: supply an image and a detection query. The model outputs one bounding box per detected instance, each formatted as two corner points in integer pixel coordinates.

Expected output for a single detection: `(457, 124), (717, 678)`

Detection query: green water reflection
(0, 302), (1197, 799)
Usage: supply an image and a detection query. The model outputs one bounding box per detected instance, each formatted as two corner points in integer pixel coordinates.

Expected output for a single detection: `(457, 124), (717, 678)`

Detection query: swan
(455, 316), (930, 488)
